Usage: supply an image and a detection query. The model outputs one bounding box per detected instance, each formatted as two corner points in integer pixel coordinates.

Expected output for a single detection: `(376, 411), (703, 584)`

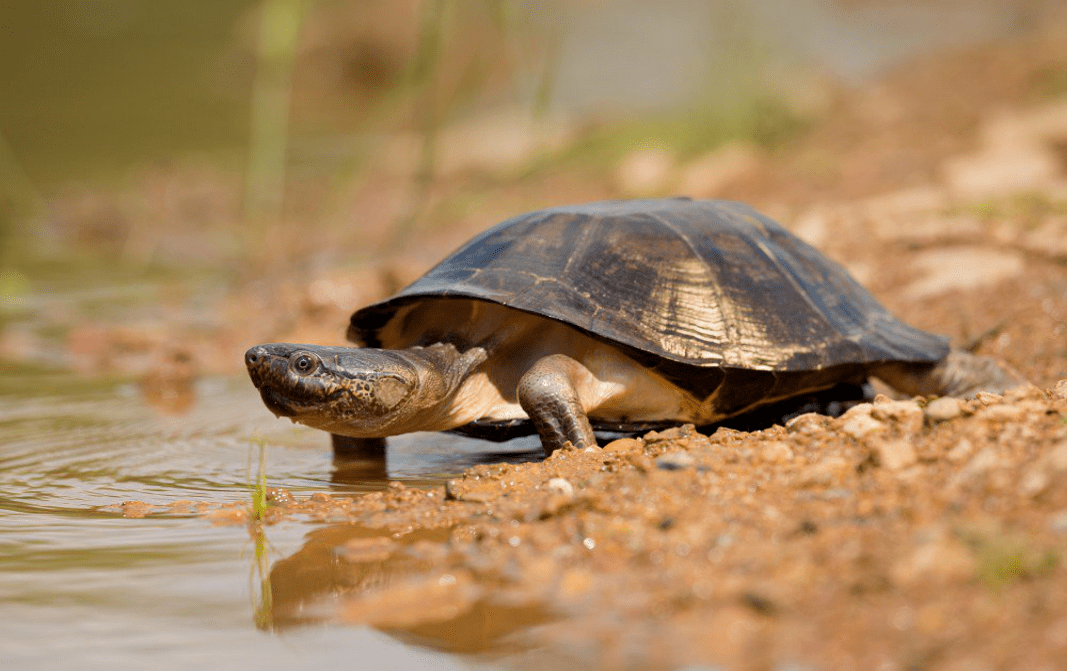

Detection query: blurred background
(0, 0), (1064, 393)
(0, 4), (1064, 667)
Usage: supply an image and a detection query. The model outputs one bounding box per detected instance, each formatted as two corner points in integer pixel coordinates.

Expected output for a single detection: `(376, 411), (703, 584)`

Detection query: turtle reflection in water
(245, 199), (1020, 456)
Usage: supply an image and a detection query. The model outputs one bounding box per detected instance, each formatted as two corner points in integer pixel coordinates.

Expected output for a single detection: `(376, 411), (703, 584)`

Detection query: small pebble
(797, 456), (850, 487)
(889, 534), (975, 586)
(1003, 384), (1043, 402)
(741, 592), (776, 614)
(945, 438), (975, 462)
(977, 404), (1025, 423)
(961, 447), (1001, 476)
(644, 425), (695, 443)
(870, 399), (924, 434)
(627, 453), (656, 472)
(1049, 512), (1067, 533)
(840, 414), (885, 440)
(603, 437), (642, 454)
(785, 412), (827, 435)
(841, 402), (874, 418)
(265, 487), (295, 506)
(444, 479), (496, 503)
(709, 426), (747, 443)
(120, 500), (155, 519)
(1018, 467), (1051, 498)
(760, 442), (794, 464)
(444, 480), (461, 501)
(204, 506), (248, 524)
(545, 477), (575, 497)
(871, 438), (918, 471)
(656, 450), (696, 470)
(1019, 445), (1068, 497)
(924, 397), (963, 423)
(677, 433), (714, 452)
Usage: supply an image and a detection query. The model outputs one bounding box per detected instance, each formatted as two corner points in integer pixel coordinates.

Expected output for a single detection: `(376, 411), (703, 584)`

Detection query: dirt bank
(204, 385), (1066, 669)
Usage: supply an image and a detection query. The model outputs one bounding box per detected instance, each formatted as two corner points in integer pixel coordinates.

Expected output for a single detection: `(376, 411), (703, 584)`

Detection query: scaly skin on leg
(517, 354), (598, 454)
(331, 434), (387, 458)
(874, 349), (1025, 398)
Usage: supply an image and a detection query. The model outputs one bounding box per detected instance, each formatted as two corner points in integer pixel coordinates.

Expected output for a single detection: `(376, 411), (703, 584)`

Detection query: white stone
(924, 397), (964, 423)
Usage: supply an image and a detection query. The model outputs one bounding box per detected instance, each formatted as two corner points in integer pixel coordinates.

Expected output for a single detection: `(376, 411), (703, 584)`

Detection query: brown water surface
(0, 362), (546, 668)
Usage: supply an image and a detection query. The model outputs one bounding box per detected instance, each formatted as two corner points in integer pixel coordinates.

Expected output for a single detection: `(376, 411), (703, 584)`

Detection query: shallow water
(0, 370), (543, 669)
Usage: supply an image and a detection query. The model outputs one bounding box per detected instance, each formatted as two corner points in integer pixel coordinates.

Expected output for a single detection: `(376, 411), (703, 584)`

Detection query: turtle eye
(290, 352), (320, 376)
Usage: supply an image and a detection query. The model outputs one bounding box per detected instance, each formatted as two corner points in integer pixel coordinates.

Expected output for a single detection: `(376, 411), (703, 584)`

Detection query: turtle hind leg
(517, 354), (598, 455)
(873, 349), (1026, 398)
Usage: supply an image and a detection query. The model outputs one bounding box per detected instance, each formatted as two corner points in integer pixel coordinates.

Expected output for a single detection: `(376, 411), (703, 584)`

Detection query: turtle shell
(349, 198), (948, 373)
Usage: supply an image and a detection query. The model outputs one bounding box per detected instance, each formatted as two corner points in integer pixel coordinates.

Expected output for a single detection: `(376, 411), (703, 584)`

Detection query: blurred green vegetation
(245, 0), (305, 223)
(957, 524), (1063, 591)
(538, 95), (807, 175)
(0, 0), (1061, 287)
(0, 0), (255, 184)
(948, 192), (1068, 235)
(0, 2), (801, 195)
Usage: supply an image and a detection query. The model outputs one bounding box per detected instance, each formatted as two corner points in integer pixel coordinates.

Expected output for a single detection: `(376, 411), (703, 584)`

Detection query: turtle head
(244, 343), (424, 436)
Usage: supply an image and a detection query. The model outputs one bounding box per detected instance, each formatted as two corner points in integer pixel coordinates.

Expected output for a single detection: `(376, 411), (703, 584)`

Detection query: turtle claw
(517, 354), (599, 455)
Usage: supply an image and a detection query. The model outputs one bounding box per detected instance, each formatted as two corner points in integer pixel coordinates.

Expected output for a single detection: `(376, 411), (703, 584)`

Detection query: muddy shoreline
(128, 384), (1063, 668)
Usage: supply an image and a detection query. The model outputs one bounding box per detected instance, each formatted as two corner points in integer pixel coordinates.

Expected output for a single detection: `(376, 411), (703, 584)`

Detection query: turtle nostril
(244, 347), (262, 367)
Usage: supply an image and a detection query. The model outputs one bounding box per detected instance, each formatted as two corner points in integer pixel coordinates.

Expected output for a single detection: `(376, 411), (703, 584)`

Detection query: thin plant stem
(245, 0), (306, 224)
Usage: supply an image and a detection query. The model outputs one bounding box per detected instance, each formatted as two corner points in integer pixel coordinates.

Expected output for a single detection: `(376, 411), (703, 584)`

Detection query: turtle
(244, 198), (1021, 456)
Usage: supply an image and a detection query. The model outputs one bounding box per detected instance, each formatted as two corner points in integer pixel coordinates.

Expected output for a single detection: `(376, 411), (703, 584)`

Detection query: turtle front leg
(517, 354), (598, 454)
(331, 434), (387, 458)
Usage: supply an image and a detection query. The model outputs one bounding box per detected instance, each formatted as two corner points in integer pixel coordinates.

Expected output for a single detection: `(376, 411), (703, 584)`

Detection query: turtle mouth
(257, 384), (326, 418)
(258, 385), (300, 417)
(258, 382), (347, 419)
